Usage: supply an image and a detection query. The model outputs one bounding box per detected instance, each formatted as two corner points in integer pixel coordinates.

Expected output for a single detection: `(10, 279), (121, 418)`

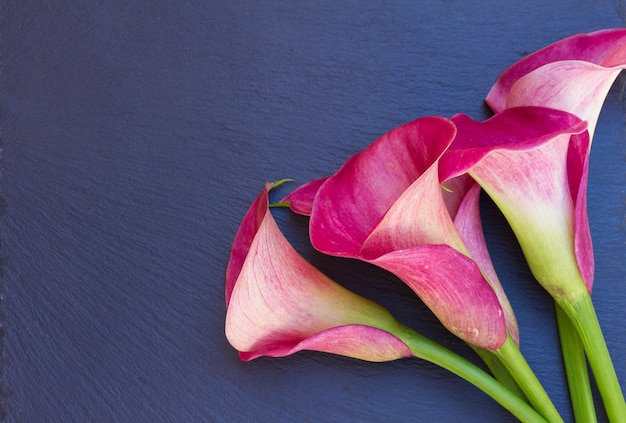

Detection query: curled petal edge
(450, 179), (520, 345)
(239, 325), (413, 362)
(486, 28), (626, 113)
(372, 244), (508, 350)
(226, 183), (413, 362)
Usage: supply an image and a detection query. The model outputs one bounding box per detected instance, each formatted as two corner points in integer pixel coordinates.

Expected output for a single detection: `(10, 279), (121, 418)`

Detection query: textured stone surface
(1, 2), (624, 421)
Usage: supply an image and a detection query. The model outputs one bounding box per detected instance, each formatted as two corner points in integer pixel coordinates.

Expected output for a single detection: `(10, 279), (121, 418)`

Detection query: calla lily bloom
(442, 106), (591, 298)
(225, 182), (413, 362)
(225, 183), (558, 423)
(285, 117), (515, 350)
(445, 105), (626, 422)
(485, 28), (626, 140)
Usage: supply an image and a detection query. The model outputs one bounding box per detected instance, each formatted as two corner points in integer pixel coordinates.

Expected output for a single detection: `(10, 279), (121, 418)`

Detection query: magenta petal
(440, 173), (475, 221)
(361, 163), (462, 259)
(282, 177), (327, 216)
(450, 179), (499, 305)
(309, 117), (457, 257)
(487, 29), (626, 111)
(225, 181), (273, 306)
(441, 107), (586, 180)
(301, 117), (514, 349)
(240, 325), (412, 362)
(225, 185), (412, 362)
(486, 29), (626, 139)
(567, 129), (595, 292)
(372, 245), (507, 350)
(448, 108), (593, 295)
(504, 62), (623, 139)
(447, 176), (519, 345)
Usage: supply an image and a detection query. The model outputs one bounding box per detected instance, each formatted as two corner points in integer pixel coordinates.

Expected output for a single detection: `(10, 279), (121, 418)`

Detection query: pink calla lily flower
(225, 183), (565, 422)
(448, 106), (626, 422)
(485, 28), (626, 140)
(225, 182), (413, 362)
(443, 106), (591, 298)
(285, 117), (515, 350)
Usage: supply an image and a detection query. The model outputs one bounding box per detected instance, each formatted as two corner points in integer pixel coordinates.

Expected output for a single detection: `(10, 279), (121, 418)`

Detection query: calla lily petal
(286, 172), (516, 348)
(240, 325), (413, 362)
(359, 161), (463, 259)
(371, 245), (507, 350)
(445, 107), (592, 297)
(225, 182), (269, 306)
(485, 28), (626, 139)
(445, 175), (519, 345)
(308, 117), (457, 257)
(282, 177), (327, 215)
(291, 117), (513, 349)
(225, 183), (412, 362)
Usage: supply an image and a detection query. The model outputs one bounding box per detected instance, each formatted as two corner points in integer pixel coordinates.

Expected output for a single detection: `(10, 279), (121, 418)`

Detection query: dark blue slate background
(1, 2), (624, 422)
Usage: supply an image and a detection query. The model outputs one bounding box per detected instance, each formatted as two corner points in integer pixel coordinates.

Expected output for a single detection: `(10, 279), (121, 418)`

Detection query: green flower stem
(555, 303), (597, 423)
(557, 292), (626, 423)
(474, 346), (527, 400)
(395, 325), (548, 423)
(491, 335), (564, 423)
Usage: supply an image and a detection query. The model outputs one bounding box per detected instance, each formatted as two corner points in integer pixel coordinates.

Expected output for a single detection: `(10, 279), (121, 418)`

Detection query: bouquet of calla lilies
(225, 29), (626, 423)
